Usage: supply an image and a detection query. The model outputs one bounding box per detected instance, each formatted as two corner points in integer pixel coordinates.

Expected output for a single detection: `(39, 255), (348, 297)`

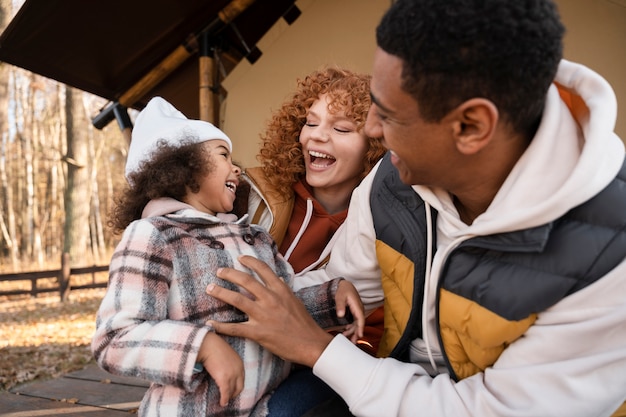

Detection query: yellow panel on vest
(376, 240), (414, 357)
(440, 289), (536, 380)
(611, 401), (626, 417)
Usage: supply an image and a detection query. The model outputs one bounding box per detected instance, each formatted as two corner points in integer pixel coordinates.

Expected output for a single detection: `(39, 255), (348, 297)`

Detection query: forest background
(0, 0), (132, 390)
(0, 0), (128, 274)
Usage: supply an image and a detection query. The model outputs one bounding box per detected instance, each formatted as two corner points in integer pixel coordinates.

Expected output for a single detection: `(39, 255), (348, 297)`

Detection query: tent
(0, 0), (300, 134)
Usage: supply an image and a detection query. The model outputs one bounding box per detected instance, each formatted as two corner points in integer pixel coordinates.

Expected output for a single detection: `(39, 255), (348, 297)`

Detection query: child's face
(183, 139), (240, 215)
(300, 94), (369, 198)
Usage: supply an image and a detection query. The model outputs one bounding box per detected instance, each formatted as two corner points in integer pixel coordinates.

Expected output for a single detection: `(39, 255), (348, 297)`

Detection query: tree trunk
(62, 86), (90, 284)
(87, 108), (106, 264)
(50, 84), (64, 262)
(0, 135), (17, 269)
(21, 73), (36, 262)
(0, 0), (18, 270)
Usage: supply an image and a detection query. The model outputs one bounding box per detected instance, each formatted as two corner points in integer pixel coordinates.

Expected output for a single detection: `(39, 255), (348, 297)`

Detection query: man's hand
(206, 255), (333, 368)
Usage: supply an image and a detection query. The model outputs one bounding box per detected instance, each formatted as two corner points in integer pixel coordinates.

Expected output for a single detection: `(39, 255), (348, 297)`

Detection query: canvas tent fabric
(0, 0), (299, 126)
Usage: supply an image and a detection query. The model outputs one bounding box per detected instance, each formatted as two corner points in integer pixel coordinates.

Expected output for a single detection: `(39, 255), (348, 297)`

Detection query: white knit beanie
(125, 96), (232, 179)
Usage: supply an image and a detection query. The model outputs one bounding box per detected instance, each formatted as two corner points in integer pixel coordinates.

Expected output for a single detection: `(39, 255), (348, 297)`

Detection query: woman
(243, 67), (387, 417)
(245, 67), (386, 278)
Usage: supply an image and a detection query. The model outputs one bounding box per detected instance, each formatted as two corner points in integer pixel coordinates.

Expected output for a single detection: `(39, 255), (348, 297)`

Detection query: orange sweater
(279, 180), (347, 273)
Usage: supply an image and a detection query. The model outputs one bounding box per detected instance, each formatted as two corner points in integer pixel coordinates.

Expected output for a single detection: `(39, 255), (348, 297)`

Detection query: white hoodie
(299, 60), (626, 417)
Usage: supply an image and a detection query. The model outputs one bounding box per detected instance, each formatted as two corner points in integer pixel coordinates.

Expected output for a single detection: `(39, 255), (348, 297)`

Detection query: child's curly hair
(109, 139), (214, 234)
(256, 67), (386, 196)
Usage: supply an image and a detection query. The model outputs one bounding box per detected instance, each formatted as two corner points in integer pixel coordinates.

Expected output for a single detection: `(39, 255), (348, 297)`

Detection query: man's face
(365, 48), (456, 187)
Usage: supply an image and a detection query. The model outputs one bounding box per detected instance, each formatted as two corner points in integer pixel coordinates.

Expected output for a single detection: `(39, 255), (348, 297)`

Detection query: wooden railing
(0, 253), (108, 301)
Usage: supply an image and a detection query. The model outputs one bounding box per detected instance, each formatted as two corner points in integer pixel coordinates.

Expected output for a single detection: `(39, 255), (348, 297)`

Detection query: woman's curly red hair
(256, 67), (386, 196)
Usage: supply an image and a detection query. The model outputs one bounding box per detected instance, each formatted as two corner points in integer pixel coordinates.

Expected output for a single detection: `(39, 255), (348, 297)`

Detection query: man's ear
(451, 98), (498, 155)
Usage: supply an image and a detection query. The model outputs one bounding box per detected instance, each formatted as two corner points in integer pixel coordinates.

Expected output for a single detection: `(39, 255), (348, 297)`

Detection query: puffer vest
(371, 152), (626, 381)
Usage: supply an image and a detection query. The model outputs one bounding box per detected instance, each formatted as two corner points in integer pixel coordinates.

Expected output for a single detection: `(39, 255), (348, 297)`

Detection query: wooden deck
(0, 364), (148, 416)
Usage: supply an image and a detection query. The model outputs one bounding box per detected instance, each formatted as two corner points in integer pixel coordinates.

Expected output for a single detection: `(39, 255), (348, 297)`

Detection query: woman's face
(184, 139), (240, 215)
(299, 94), (369, 203)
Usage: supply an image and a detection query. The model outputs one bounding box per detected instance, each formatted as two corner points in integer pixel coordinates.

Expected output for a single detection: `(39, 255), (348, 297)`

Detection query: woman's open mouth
(309, 150), (336, 168)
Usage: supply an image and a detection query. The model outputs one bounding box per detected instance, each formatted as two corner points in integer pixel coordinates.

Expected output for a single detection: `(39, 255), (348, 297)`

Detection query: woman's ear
(450, 98), (498, 155)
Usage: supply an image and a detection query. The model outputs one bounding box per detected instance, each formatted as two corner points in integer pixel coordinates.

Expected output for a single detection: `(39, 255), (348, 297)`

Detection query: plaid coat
(92, 203), (347, 417)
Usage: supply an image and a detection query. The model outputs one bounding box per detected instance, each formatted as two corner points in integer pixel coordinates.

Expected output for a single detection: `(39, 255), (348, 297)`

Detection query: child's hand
(334, 280), (365, 343)
(197, 331), (244, 407)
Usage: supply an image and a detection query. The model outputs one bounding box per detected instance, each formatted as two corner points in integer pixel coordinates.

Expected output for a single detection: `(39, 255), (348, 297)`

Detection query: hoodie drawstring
(421, 200), (438, 372)
(283, 198), (314, 261)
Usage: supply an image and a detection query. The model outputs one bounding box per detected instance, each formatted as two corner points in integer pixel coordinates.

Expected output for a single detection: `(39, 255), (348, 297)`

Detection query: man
(207, 0), (626, 415)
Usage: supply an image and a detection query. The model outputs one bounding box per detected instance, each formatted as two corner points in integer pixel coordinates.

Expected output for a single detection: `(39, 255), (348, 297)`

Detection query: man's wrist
(303, 331), (334, 368)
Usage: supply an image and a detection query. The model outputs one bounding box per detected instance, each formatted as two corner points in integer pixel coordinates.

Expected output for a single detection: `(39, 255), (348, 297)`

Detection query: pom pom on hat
(125, 96), (232, 179)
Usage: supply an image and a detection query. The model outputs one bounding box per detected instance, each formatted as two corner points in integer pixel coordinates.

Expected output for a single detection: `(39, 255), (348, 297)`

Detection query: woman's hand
(206, 255), (333, 368)
(197, 332), (244, 407)
(334, 279), (365, 343)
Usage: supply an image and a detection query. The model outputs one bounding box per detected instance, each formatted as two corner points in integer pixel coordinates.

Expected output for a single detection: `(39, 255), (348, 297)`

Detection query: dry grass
(0, 276), (107, 391)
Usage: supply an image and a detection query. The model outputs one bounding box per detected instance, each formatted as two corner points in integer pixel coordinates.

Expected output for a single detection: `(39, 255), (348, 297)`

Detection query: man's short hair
(376, 0), (565, 137)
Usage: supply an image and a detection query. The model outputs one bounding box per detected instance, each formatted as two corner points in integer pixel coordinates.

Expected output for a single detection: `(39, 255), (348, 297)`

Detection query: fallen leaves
(62, 397), (80, 404)
(0, 288), (106, 391)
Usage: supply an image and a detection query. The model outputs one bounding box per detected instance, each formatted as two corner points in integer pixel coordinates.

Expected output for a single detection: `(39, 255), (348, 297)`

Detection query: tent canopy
(0, 0), (299, 127)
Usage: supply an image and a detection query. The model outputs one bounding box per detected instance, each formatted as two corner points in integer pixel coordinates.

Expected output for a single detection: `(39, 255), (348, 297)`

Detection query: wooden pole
(118, 43), (196, 108)
(199, 30), (216, 123)
(199, 56), (216, 123)
(219, 0), (256, 23)
(119, 0), (257, 111)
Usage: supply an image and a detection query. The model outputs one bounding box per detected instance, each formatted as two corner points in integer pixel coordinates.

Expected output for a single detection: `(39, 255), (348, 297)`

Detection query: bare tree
(0, 0), (18, 269)
(85, 96), (106, 264)
(38, 82), (64, 263)
(0, 0), (128, 274)
(62, 86), (90, 266)
(20, 73), (37, 262)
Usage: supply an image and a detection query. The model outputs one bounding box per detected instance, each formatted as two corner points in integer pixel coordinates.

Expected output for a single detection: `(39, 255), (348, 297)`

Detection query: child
(91, 97), (363, 417)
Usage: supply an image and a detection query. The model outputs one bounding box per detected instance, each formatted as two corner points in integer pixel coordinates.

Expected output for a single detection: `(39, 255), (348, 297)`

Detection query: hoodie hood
(418, 59), (625, 237)
(141, 197), (246, 224)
